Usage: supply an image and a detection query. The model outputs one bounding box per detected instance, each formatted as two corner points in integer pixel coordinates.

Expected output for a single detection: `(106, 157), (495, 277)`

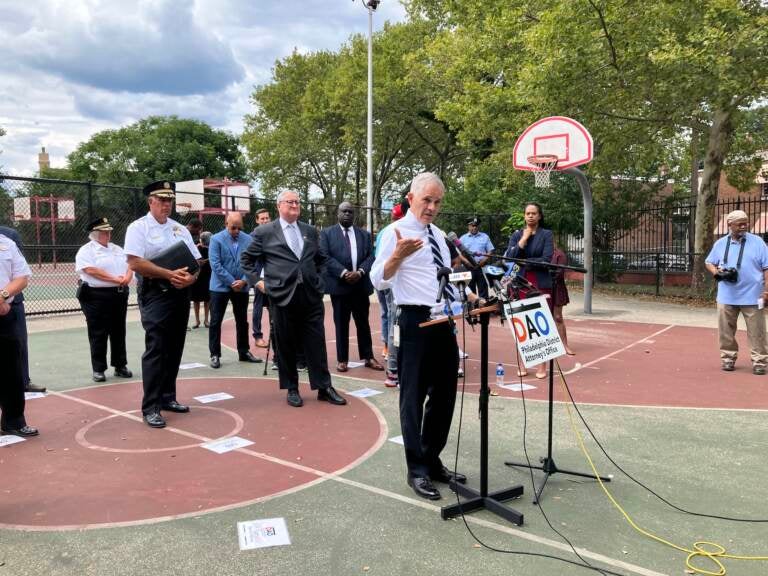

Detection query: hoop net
(528, 154), (559, 188)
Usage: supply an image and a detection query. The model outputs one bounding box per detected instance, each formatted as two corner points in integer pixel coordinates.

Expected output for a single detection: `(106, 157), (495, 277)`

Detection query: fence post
(655, 253), (661, 297)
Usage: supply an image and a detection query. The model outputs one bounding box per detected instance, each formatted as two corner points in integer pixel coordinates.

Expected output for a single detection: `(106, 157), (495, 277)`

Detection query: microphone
(445, 232), (479, 269)
(435, 266), (452, 303)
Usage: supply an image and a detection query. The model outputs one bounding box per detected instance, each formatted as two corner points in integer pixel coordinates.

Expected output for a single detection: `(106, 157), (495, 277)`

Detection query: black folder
(149, 240), (200, 274)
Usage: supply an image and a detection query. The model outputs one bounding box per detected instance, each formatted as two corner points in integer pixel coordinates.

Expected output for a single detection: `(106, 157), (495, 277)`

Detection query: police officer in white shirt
(75, 217), (134, 383)
(0, 232), (38, 437)
(371, 172), (466, 501)
(124, 181), (201, 428)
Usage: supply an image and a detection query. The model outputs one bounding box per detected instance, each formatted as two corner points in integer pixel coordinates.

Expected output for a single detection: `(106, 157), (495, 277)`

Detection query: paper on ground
(0, 435), (25, 447)
(345, 361), (365, 368)
(179, 362), (207, 370)
(24, 392), (46, 400)
(238, 518), (291, 550)
(201, 436), (254, 454)
(388, 435), (404, 445)
(499, 383), (536, 392)
(194, 392), (234, 404)
(347, 388), (383, 398)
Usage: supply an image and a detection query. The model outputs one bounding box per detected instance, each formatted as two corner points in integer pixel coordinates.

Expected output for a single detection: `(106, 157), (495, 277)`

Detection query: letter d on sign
(512, 317), (527, 342)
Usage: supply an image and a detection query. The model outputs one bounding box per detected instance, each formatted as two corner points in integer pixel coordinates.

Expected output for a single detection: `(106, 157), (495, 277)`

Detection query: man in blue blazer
(208, 212), (262, 368)
(320, 202), (384, 373)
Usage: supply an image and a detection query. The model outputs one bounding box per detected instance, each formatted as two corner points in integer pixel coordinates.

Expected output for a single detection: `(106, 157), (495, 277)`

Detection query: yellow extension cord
(553, 360), (768, 576)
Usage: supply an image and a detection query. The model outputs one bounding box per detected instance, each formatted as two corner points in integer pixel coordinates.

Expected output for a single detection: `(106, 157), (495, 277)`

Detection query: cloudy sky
(0, 0), (406, 176)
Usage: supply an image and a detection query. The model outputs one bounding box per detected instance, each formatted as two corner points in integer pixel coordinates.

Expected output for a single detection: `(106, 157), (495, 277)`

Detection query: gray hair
(276, 189), (299, 203)
(200, 231), (213, 247)
(409, 172), (445, 197)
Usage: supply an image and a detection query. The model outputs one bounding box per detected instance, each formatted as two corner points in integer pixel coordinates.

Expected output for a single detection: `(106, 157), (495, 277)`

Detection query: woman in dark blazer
(505, 202), (554, 379)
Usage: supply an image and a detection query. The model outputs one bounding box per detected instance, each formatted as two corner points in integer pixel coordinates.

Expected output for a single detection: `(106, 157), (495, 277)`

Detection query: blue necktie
(286, 224), (301, 258)
(427, 225), (455, 302)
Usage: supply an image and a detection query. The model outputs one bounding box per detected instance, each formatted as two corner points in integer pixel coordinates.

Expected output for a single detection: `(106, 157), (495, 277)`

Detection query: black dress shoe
(24, 383), (46, 393)
(430, 465), (467, 485)
(210, 356), (221, 369)
(143, 412), (166, 428)
(287, 389), (304, 407)
(114, 366), (133, 378)
(407, 476), (441, 500)
(239, 351), (263, 363)
(161, 400), (190, 413)
(317, 386), (347, 405)
(296, 362), (308, 372)
(1, 425), (39, 437)
(92, 371), (106, 382)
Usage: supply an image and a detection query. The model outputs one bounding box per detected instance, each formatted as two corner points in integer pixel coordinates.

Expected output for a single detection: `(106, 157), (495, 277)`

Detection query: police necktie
(286, 224), (301, 258)
(427, 225), (455, 302)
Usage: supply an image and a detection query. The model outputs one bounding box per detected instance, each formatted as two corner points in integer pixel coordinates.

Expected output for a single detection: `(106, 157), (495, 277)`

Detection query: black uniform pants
(78, 286), (129, 372)
(138, 285), (190, 415)
(209, 290), (250, 357)
(0, 305), (26, 430)
(468, 268), (489, 299)
(331, 291), (374, 363)
(397, 305), (459, 478)
(271, 284), (330, 391)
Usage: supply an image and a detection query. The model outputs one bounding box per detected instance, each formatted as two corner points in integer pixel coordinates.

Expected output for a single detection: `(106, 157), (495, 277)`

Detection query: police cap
(143, 180), (176, 198)
(87, 217), (113, 232)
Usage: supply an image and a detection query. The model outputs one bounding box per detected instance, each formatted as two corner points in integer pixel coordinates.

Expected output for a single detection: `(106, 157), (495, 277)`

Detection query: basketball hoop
(527, 154), (559, 188)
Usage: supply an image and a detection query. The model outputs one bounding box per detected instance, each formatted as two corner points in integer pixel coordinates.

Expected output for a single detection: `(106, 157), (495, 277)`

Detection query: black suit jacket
(319, 224), (374, 296)
(241, 219), (326, 307)
(504, 227), (554, 289)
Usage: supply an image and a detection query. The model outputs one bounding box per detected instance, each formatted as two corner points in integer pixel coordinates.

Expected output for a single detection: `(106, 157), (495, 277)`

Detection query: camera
(714, 267), (738, 283)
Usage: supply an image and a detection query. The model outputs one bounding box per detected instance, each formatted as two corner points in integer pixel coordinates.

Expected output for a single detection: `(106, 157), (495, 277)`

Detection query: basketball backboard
(513, 116), (593, 171)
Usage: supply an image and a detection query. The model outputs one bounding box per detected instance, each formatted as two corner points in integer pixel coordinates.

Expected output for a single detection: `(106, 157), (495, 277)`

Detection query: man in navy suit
(240, 190), (346, 408)
(208, 212), (262, 368)
(320, 202), (384, 373)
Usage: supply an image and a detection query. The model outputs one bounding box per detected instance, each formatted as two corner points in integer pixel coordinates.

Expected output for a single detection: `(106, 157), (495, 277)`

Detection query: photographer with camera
(705, 210), (768, 375)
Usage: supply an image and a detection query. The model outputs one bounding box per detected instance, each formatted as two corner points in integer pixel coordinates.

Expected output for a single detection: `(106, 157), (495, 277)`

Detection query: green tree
(67, 116), (247, 187)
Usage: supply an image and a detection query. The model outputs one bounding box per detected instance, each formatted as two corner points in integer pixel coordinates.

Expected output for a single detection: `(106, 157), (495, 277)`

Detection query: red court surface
(0, 378), (385, 530)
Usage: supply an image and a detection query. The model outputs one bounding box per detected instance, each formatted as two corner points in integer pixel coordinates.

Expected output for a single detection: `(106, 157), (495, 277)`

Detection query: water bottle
(495, 363), (505, 386)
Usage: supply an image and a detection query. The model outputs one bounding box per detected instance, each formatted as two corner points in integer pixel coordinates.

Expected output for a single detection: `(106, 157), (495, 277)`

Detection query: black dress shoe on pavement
(430, 465), (467, 485)
(407, 476), (441, 500)
(161, 400), (190, 413)
(114, 366), (133, 378)
(24, 383), (46, 393)
(317, 386), (347, 405)
(210, 356), (221, 369)
(92, 371), (106, 382)
(1, 425), (39, 437)
(239, 351), (263, 363)
(143, 412), (166, 428)
(287, 389), (304, 407)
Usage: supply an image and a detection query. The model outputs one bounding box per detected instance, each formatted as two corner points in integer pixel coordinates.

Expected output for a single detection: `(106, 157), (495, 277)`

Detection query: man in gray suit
(240, 190), (346, 408)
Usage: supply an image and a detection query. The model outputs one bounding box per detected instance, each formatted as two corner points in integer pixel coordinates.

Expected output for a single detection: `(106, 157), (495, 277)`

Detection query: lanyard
(723, 236), (746, 269)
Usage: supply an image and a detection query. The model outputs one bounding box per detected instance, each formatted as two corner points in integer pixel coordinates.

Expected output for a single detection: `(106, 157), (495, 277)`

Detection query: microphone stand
(487, 253), (610, 505)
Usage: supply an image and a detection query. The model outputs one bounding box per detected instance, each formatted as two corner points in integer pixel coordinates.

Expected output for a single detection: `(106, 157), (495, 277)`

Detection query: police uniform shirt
(124, 212), (202, 262)
(75, 240), (129, 288)
(0, 233), (32, 304)
(370, 210), (452, 314)
(459, 230), (494, 259)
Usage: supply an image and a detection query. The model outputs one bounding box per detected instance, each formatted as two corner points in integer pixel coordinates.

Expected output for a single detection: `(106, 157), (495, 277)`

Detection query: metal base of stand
(505, 456), (611, 505)
(441, 480), (524, 525)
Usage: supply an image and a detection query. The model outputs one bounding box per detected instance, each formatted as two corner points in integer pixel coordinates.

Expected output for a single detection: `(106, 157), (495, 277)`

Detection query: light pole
(361, 0), (380, 232)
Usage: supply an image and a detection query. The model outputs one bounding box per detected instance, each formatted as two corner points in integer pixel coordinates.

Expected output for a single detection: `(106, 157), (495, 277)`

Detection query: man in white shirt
(124, 180), (201, 428)
(371, 172), (465, 500)
(75, 217), (133, 382)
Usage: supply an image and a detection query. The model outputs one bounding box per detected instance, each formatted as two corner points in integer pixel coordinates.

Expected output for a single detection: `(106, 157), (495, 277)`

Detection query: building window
(761, 182), (768, 201)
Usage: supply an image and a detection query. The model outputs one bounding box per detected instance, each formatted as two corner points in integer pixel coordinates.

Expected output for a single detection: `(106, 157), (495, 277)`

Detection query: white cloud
(0, 0), (407, 176)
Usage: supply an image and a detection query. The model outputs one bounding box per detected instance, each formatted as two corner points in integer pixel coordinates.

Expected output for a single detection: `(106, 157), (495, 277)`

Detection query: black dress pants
(78, 286), (129, 372)
(11, 300), (30, 386)
(209, 290), (250, 357)
(0, 306), (26, 430)
(331, 291), (374, 362)
(138, 285), (190, 415)
(396, 305), (459, 478)
(271, 284), (331, 391)
(252, 287), (267, 339)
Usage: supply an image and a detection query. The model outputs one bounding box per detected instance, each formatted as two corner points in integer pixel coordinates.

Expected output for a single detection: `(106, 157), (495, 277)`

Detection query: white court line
(24, 389), (669, 575)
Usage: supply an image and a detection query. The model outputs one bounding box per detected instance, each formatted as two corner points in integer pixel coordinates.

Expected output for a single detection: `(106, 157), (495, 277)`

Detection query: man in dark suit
(320, 202), (383, 373)
(240, 190), (346, 408)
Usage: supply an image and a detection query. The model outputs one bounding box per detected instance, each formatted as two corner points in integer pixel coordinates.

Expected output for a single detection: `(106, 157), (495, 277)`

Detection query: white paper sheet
(388, 435), (405, 445)
(347, 388), (383, 398)
(201, 436), (254, 454)
(237, 518), (291, 550)
(179, 362), (207, 370)
(194, 392), (235, 404)
(0, 435), (26, 447)
(24, 392), (46, 400)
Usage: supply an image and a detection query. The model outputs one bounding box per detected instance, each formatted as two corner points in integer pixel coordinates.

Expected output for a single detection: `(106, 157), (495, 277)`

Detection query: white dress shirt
(370, 210), (452, 313)
(75, 240), (129, 287)
(124, 212), (201, 261)
(0, 234), (32, 304)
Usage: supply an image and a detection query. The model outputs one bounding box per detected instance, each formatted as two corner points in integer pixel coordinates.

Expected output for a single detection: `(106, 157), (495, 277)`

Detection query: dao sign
(502, 295), (566, 368)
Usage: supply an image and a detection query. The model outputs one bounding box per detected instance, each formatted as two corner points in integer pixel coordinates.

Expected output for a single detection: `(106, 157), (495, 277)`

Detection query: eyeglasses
(280, 200), (300, 206)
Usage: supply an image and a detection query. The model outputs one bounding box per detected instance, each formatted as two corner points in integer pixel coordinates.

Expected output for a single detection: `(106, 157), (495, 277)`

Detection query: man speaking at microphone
(371, 172), (466, 500)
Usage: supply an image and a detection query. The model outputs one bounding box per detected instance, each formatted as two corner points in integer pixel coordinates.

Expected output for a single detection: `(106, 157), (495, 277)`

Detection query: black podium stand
(439, 305), (525, 525)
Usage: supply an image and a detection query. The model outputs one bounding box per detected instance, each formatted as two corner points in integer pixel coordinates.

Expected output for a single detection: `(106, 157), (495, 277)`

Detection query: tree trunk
(692, 107), (735, 290)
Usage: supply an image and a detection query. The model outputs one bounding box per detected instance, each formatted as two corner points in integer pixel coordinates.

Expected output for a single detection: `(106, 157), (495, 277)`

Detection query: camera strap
(723, 236), (746, 269)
